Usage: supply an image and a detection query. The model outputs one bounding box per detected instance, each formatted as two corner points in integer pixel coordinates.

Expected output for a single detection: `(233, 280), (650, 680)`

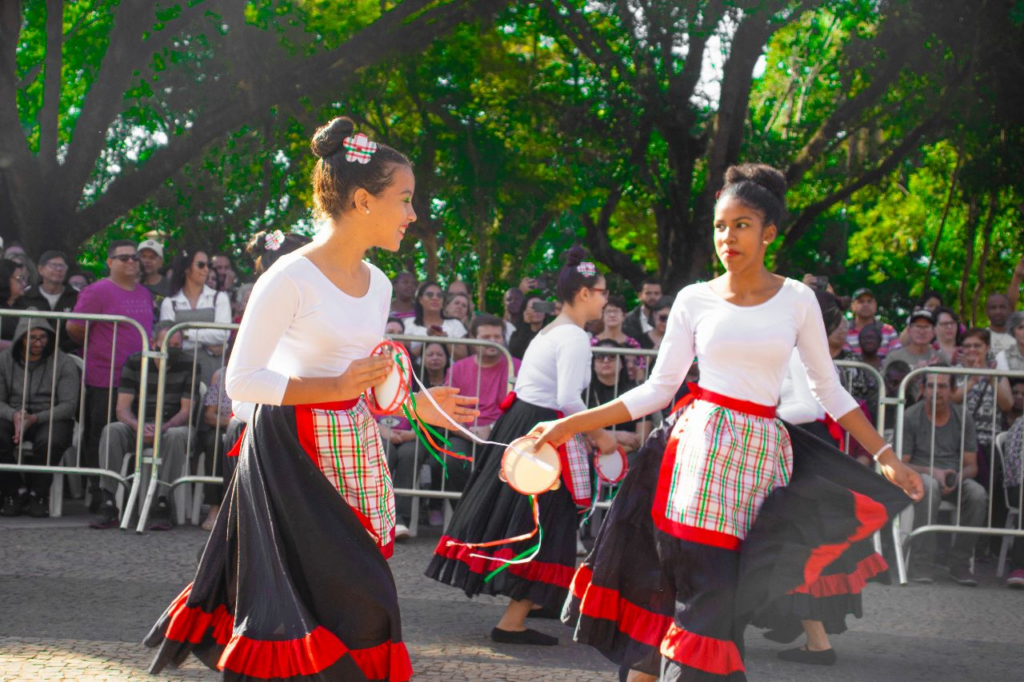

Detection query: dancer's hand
(337, 355), (393, 400)
(415, 387), (479, 427)
(877, 450), (924, 501)
(529, 418), (575, 451)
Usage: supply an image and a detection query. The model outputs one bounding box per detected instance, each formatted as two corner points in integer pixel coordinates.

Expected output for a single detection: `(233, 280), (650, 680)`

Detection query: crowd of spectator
(0, 232), (1022, 589)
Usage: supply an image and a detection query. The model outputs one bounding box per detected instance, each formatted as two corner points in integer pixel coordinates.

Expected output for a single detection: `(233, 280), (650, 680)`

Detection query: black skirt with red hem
(563, 414), (912, 679)
(424, 399), (579, 608)
(145, 404), (412, 682)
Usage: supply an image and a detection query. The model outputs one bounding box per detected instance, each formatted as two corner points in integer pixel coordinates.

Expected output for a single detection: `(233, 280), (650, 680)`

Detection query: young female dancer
(537, 164), (923, 681)
(145, 116), (478, 681)
(426, 245), (617, 646)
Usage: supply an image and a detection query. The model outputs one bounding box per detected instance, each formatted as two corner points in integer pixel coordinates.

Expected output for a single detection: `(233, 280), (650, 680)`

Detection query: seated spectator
(916, 290), (943, 312)
(933, 306), (963, 365)
(89, 321), (195, 531)
(996, 310), (1024, 373)
(0, 259), (29, 347)
(902, 371), (987, 585)
(384, 317), (409, 355)
(20, 250), (78, 353)
(586, 339), (650, 455)
(380, 340), (452, 537)
(0, 318), (79, 517)
(855, 323), (884, 370)
(443, 292), (472, 330)
(389, 271), (417, 320)
(447, 280), (471, 298)
(639, 296), (673, 350)
(591, 294), (645, 382)
(884, 309), (942, 371)
(1000, 417), (1024, 588)
(986, 293), (1015, 357)
(200, 365), (246, 531)
(846, 288), (901, 357)
(403, 281), (467, 360)
(4, 244), (38, 288)
(508, 295), (550, 360)
(1007, 379), (1024, 427)
(623, 276), (662, 342)
(160, 247), (232, 385)
(210, 253), (237, 293)
(833, 319), (882, 427)
(883, 359), (914, 408)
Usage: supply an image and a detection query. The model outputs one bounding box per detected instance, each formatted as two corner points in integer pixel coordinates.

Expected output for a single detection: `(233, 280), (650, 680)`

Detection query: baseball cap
(852, 287), (874, 300)
(137, 239), (164, 259)
(908, 309), (935, 325)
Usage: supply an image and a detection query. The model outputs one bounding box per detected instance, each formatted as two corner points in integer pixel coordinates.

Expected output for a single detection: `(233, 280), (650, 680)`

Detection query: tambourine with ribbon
(365, 341), (412, 415)
(499, 435), (562, 496)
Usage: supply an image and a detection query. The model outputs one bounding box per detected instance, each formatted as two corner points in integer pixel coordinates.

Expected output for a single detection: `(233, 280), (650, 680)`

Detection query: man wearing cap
(138, 239), (169, 297)
(883, 309), (943, 372)
(845, 287), (901, 357)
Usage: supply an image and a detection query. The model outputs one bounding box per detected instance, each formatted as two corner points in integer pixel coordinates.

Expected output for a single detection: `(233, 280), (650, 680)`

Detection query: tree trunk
(969, 192), (999, 326)
(957, 194), (980, 320)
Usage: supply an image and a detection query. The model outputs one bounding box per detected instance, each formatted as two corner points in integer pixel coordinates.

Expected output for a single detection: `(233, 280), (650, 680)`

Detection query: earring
(365, 209), (370, 215)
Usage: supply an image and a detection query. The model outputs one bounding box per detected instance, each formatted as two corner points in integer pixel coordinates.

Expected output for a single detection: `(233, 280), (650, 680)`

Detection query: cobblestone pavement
(1, 509), (1022, 681)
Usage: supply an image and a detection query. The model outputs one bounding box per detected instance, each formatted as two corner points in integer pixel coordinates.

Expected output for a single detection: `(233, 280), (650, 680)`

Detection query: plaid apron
(653, 387), (793, 550)
(295, 398), (396, 552)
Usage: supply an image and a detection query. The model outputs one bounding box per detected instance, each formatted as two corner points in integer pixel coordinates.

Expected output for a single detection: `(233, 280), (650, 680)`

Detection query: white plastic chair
(995, 431), (1021, 577)
(49, 353), (86, 517)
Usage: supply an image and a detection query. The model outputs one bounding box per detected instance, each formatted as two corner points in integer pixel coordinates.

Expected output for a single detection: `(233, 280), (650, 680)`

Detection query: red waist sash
(670, 383), (776, 420)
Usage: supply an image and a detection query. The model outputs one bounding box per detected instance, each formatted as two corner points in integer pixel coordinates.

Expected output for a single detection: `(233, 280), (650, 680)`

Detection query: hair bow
(576, 262), (596, 277)
(343, 133), (378, 164)
(264, 229), (285, 252)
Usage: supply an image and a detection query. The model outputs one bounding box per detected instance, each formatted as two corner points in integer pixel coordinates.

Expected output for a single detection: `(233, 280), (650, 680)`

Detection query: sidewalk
(1, 513), (1021, 680)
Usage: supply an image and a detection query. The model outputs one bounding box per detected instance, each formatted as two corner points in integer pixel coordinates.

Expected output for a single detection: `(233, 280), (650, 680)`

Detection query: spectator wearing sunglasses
(639, 295), (674, 351)
(160, 247), (232, 385)
(402, 281), (468, 360)
(0, 259), (30, 347)
(67, 240), (154, 508)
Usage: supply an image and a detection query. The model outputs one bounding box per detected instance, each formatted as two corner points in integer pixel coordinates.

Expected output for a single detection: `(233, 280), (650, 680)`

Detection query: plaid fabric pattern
(664, 400), (792, 540)
(343, 133), (378, 164)
(563, 433), (592, 505)
(308, 399), (395, 546)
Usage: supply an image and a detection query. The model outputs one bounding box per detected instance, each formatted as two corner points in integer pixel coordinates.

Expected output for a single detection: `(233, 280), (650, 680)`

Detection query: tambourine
(365, 341), (413, 415)
(594, 446), (628, 485)
(499, 435), (562, 496)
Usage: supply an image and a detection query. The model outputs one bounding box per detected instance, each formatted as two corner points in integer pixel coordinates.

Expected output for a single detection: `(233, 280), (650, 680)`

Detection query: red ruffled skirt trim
(799, 490), (888, 588)
(161, 584), (413, 681)
(659, 623), (745, 676)
(434, 535), (574, 588)
(571, 565), (672, 647)
(792, 552), (889, 598)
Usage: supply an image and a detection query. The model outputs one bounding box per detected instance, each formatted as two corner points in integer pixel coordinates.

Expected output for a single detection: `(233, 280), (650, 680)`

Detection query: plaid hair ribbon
(264, 229), (284, 252)
(576, 261), (596, 277)
(343, 133), (378, 164)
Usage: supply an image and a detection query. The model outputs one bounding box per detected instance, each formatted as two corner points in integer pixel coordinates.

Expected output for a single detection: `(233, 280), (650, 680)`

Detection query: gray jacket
(0, 317), (80, 424)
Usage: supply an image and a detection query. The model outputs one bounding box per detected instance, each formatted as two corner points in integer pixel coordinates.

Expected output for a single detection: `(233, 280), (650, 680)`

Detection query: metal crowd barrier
(0, 309), (151, 527)
(893, 365), (1024, 584)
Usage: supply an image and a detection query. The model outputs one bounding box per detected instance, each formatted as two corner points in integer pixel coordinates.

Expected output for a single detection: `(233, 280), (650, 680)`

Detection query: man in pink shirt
(845, 287), (901, 357)
(437, 314), (520, 512)
(68, 240), (154, 509)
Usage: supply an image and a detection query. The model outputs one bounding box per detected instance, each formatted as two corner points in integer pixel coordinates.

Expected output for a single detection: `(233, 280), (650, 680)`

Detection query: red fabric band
(659, 623), (746, 676)
(571, 565), (672, 647)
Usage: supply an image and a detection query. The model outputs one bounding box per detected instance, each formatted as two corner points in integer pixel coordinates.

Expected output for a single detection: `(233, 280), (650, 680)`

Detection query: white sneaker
(394, 524), (411, 541)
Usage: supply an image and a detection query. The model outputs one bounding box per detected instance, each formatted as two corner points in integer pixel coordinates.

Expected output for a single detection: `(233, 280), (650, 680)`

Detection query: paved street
(1, 507), (1022, 681)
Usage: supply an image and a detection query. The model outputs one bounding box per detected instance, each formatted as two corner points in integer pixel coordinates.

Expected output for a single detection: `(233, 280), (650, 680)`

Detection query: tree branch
(782, 116), (942, 249)
(582, 186), (646, 285)
(542, 0), (630, 88)
(38, 0), (63, 173)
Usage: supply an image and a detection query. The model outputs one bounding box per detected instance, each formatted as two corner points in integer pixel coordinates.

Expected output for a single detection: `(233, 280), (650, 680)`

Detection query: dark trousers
(1008, 486), (1024, 572)
(82, 386), (116, 475)
(0, 419), (75, 496)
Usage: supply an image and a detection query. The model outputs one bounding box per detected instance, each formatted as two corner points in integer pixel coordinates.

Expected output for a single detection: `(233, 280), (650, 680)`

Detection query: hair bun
(246, 231), (270, 258)
(724, 163), (787, 204)
(311, 116), (356, 159)
(562, 244), (587, 268)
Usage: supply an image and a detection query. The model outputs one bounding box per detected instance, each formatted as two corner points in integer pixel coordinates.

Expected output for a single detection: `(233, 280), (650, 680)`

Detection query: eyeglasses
(595, 355), (617, 362)
(11, 276), (27, 285)
(656, 314), (669, 322)
(193, 261), (209, 270)
(937, 320), (957, 327)
(112, 254), (139, 263)
(422, 291), (442, 299)
(28, 335), (47, 344)
(590, 287), (608, 296)
(44, 262), (68, 271)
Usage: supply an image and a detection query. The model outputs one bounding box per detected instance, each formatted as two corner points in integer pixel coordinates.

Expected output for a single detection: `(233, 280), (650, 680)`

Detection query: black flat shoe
(763, 621), (804, 644)
(490, 627), (558, 646)
(777, 646), (837, 666)
(526, 605), (562, 620)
